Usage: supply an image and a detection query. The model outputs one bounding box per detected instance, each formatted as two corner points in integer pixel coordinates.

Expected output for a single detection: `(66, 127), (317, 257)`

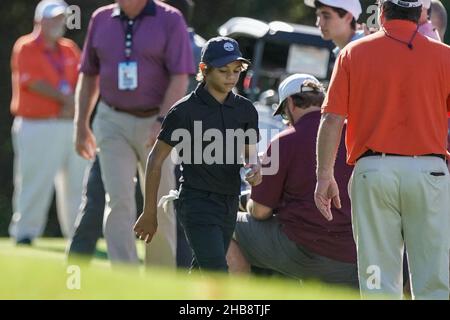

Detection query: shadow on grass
(31, 243), (110, 262)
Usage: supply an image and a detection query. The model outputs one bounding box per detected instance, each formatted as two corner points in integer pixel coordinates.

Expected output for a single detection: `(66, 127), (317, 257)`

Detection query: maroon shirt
(79, 1), (195, 109)
(251, 111), (356, 263)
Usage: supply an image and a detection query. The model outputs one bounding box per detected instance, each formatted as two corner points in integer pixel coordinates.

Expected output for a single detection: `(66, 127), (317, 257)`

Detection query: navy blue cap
(201, 36), (251, 68)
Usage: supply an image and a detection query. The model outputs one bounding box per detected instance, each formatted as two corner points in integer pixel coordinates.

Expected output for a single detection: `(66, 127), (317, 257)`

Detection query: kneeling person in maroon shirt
(227, 74), (358, 288)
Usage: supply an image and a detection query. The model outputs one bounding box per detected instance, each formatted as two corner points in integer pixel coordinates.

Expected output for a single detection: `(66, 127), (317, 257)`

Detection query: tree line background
(0, 0), (449, 236)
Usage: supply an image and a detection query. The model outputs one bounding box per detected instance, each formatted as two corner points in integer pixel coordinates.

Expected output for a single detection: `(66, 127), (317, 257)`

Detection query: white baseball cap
(34, 0), (68, 22)
(380, 0), (422, 8)
(273, 73), (324, 116)
(304, 0), (362, 20)
(421, 0), (431, 9)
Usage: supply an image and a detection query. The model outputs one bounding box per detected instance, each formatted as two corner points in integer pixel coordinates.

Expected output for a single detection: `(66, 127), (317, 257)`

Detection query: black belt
(102, 100), (159, 118)
(358, 150), (446, 162)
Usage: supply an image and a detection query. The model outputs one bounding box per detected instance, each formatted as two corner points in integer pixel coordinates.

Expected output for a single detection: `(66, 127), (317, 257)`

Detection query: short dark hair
(291, 92), (325, 110)
(379, 0), (421, 24)
(164, 0), (194, 23)
(196, 62), (248, 83)
(288, 81), (325, 110)
(314, 0), (357, 30)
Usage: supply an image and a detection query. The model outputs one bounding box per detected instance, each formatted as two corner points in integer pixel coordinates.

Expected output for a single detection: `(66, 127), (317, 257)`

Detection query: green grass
(0, 238), (360, 300)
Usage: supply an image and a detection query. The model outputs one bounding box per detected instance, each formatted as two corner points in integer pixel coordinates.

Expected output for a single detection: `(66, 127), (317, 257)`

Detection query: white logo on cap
(223, 42), (234, 52)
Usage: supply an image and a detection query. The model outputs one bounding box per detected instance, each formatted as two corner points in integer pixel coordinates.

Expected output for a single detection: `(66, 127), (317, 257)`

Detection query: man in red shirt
(9, 0), (86, 244)
(315, 0), (450, 299)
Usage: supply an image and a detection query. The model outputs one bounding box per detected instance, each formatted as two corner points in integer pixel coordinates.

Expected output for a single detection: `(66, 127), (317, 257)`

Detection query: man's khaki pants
(350, 155), (449, 300)
(93, 102), (176, 266)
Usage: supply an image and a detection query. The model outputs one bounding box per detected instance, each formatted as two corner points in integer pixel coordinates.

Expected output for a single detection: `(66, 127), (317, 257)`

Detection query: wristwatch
(156, 115), (165, 124)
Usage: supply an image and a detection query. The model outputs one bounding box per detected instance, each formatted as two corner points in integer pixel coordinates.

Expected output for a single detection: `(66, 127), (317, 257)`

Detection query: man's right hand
(75, 125), (96, 160)
(314, 176), (341, 221)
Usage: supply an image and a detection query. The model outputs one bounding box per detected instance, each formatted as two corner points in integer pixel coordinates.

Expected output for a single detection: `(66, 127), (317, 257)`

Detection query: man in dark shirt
(227, 74), (358, 287)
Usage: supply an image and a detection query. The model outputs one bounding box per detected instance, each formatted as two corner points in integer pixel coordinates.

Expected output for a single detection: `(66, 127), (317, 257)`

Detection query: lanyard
(42, 41), (66, 81)
(382, 24), (419, 50)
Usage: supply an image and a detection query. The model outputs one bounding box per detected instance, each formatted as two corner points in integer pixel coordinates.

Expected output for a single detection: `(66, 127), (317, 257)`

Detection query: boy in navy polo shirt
(134, 37), (261, 273)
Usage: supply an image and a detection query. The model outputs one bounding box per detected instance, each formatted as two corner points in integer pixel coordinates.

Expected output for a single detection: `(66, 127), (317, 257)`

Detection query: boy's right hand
(244, 163), (262, 187)
(134, 213), (158, 244)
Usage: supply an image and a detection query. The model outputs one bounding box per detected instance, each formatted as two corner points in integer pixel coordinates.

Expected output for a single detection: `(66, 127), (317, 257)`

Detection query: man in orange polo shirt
(315, 0), (450, 299)
(9, 0), (86, 245)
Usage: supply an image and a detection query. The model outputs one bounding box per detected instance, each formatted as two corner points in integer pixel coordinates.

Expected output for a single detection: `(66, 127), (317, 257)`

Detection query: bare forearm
(247, 199), (272, 220)
(142, 141), (173, 219)
(316, 113), (345, 179)
(142, 155), (162, 220)
(74, 73), (99, 129)
(159, 74), (189, 116)
(244, 144), (259, 165)
(134, 141), (172, 242)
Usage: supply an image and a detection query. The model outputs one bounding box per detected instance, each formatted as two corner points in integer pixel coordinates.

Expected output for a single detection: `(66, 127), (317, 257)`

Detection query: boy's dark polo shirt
(158, 84), (259, 195)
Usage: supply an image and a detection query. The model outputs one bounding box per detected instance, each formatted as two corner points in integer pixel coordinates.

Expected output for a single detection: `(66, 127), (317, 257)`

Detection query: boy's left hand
(244, 163), (262, 186)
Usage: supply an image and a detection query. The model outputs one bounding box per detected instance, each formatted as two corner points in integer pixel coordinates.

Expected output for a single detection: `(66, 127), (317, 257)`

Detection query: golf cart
(218, 17), (335, 101)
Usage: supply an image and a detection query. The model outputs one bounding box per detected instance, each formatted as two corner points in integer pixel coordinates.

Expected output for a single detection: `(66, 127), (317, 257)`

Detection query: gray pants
(10, 117), (87, 240)
(350, 155), (450, 299)
(92, 102), (176, 265)
(234, 212), (358, 288)
(67, 156), (104, 260)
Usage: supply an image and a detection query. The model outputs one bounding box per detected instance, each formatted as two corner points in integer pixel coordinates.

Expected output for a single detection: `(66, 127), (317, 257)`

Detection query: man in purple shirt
(227, 74), (358, 287)
(74, 0), (195, 265)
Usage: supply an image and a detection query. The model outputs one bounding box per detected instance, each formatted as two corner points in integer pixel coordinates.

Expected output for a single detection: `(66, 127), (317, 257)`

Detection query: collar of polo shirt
(195, 83), (240, 108)
(111, 0), (156, 18)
